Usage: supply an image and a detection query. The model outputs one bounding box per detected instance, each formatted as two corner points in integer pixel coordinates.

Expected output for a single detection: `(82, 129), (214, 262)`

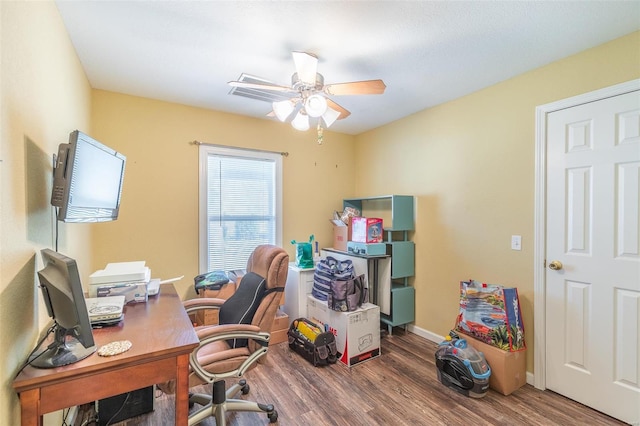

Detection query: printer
(89, 261), (151, 303)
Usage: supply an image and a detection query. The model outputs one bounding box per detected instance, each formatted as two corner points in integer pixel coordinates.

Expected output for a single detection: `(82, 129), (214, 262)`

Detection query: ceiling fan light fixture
(291, 111), (310, 131)
(272, 100), (295, 122)
(304, 94), (328, 118)
(229, 51), (385, 136)
(322, 106), (341, 128)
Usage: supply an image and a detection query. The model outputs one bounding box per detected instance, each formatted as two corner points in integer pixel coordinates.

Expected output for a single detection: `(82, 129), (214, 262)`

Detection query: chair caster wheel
(241, 383), (250, 395)
(268, 410), (278, 423)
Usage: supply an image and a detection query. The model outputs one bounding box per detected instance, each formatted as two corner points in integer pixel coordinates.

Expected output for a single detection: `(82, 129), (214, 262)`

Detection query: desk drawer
(39, 357), (177, 413)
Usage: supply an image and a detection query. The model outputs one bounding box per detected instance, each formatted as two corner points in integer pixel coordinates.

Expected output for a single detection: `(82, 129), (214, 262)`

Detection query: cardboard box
(195, 281), (238, 326)
(307, 295), (380, 367)
(464, 335), (527, 395)
(347, 241), (386, 256)
(330, 219), (351, 252)
(270, 309), (289, 345)
(351, 217), (383, 243)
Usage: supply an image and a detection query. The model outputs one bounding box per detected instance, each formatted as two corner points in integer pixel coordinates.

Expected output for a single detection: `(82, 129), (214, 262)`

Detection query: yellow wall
(90, 91), (356, 300)
(0, 2), (93, 424)
(354, 31), (640, 373)
(2, 1), (639, 422)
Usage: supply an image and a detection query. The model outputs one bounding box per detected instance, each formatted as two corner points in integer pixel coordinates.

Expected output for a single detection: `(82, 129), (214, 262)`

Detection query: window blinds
(204, 152), (277, 272)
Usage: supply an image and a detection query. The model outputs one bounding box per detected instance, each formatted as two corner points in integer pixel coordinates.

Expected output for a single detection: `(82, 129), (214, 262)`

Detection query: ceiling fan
(228, 51), (386, 132)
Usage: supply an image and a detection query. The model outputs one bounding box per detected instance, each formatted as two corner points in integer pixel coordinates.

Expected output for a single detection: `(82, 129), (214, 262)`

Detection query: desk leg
(20, 388), (42, 426)
(372, 259), (379, 306)
(175, 353), (190, 425)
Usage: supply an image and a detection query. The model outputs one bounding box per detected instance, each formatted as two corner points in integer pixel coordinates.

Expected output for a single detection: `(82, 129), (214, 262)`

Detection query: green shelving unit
(343, 195), (415, 333)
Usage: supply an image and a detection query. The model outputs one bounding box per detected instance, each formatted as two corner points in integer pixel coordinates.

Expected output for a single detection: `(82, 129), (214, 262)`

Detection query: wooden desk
(13, 284), (199, 426)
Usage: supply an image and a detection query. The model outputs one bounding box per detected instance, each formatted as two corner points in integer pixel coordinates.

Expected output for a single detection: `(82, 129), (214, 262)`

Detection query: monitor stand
(29, 326), (96, 369)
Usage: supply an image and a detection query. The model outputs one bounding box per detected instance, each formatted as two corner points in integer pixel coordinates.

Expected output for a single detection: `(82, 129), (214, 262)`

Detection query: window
(199, 145), (282, 273)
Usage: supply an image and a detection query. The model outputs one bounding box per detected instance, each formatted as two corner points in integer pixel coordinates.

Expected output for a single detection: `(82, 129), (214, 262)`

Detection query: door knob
(548, 260), (563, 270)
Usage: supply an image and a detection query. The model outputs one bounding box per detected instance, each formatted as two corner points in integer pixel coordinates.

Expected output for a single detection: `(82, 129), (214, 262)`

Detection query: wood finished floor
(79, 330), (626, 426)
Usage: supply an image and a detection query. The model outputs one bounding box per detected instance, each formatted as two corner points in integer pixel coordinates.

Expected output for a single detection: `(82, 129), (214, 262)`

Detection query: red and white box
(351, 217), (383, 243)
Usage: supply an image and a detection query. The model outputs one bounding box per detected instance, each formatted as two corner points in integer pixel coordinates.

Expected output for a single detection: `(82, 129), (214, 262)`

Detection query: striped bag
(312, 256), (355, 301)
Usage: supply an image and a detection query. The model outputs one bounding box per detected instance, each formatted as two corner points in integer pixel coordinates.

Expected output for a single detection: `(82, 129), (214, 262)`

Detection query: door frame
(533, 78), (640, 390)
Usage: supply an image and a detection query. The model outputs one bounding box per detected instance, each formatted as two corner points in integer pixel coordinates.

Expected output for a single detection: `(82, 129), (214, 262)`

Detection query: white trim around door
(533, 78), (640, 390)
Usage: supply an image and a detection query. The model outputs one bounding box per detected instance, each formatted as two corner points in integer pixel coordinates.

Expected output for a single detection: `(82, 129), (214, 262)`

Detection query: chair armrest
(183, 297), (226, 315)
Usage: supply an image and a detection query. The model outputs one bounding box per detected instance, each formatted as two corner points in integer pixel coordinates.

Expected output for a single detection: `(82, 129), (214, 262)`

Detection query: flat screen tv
(31, 248), (96, 368)
(51, 130), (126, 223)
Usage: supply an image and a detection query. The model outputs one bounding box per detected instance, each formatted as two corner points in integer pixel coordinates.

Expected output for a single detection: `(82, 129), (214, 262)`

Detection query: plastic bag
(291, 235), (314, 269)
(454, 280), (526, 351)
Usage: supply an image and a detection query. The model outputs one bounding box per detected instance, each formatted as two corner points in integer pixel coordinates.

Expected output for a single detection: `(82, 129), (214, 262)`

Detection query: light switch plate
(511, 235), (522, 251)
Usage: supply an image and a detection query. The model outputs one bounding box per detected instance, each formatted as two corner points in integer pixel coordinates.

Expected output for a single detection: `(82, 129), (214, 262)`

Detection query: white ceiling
(55, 1), (640, 135)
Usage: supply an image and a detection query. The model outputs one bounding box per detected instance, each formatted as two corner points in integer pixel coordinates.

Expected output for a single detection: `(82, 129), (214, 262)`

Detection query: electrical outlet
(511, 235), (522, 251)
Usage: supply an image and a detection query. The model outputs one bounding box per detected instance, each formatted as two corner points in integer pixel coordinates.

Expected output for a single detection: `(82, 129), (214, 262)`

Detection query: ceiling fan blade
(228, 80), (296, 93)
(292, 51), (318, 86)
(324, 79), (386, 96)
(326, 98), (351, 120)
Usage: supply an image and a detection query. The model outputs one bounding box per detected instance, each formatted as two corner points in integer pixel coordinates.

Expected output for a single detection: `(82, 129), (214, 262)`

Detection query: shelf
(343, 195), (414, 231)
(342, 195), (415, 333)
(323, 247), (389, 260)
(386, 241), (415, 279)
(380, 285), (415, 329)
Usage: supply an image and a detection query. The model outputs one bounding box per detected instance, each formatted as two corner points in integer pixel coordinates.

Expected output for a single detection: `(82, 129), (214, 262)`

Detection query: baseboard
(526, 371), (534, 386)
(406, 323), (443, 343)
(405, 324), (535, 386)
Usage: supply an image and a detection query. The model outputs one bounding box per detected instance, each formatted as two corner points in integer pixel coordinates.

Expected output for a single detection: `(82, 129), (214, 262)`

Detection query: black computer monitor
(51, 130), (126, 223)
(31, 249), (96, 368)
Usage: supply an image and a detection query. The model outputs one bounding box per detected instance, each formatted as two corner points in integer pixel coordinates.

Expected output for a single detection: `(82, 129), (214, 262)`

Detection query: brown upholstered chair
(162, 244), (289, 425)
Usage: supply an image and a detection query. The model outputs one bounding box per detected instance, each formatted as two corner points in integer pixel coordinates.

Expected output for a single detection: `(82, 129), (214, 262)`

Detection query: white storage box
(307, 295), (380, 367)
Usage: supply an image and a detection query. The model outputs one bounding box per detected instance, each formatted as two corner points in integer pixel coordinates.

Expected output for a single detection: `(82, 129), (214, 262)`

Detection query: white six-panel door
(545, 90), (640, 424)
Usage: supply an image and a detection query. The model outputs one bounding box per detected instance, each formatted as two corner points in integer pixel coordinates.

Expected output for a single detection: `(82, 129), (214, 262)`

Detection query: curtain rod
(190, 140), (289, 157)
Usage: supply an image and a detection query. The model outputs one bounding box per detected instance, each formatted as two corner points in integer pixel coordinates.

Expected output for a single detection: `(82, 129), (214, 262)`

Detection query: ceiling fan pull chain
(317, 123), (324, 145)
